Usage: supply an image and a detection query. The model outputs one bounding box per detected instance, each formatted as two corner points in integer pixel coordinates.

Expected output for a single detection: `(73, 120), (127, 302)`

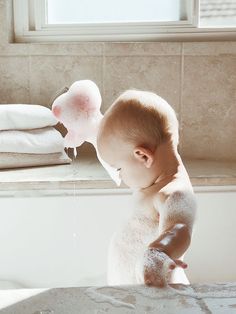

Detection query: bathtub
(0, 186), (235, 289)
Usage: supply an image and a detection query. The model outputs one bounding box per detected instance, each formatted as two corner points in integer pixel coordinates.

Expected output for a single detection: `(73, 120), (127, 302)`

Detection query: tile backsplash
(0, 1), (235, 161)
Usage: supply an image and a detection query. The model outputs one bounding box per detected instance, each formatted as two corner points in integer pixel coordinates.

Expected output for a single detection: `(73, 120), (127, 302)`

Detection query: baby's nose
(52, 105), (61, 118)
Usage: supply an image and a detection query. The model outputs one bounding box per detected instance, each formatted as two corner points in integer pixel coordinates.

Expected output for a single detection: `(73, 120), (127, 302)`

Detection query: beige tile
(103, 55), (182, 148)
(0, 43), (29, 56)
(183, 41), (236, 56)
(182, 55), (236, 161)
(103, 56), (181, 112)
(29, 43), (103, 56)
(104, 42), (182, 56)
(29, 55), (103, 107)
(184, 159), (236, 186)
(184, 159), (236, 178)
(0, 56), (30, 103)
(0, 0), (7, 45)
(7, 0), (14, 43)
(0, 0), (24, 52)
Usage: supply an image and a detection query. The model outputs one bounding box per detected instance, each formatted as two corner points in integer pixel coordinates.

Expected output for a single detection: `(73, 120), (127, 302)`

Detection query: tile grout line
(179, 42), (184, 155)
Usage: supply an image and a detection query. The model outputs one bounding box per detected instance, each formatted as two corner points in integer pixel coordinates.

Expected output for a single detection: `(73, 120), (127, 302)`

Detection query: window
(200, 0), (236, 27)
(13, 0), (236, 42)
(47, 0), (187, 24)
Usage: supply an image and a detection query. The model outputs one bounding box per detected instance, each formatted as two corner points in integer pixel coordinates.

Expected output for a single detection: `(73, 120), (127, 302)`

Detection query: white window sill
(14, 28), (236, 43)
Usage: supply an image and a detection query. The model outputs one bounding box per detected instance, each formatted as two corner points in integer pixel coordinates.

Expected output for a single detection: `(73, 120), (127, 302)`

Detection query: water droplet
(73, 147), (77, 158)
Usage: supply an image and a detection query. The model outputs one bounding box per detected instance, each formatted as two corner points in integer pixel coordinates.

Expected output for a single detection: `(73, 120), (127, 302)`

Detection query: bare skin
(97, 91), (196, 287)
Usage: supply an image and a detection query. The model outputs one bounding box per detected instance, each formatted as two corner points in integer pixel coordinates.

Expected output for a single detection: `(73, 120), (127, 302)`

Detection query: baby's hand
(138, 248), (187, 287)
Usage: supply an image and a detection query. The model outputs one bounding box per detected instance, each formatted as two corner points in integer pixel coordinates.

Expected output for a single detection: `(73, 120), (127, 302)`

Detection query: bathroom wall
(0, 0), (235, 161)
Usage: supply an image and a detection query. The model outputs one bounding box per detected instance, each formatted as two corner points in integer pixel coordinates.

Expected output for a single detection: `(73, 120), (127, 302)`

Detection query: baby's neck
(153, 141), (182, 184)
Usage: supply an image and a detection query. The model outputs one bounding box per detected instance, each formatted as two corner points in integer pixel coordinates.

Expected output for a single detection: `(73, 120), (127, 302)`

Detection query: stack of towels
(0, 104), (71, 169)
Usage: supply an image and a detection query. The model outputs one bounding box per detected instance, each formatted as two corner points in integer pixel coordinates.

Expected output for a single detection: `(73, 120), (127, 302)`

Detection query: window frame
(13, 0), (236, 42)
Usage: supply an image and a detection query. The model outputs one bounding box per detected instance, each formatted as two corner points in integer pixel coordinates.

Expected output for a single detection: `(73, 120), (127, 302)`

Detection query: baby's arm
(151, 189), (195, 258)
(144, 185), (197, 286)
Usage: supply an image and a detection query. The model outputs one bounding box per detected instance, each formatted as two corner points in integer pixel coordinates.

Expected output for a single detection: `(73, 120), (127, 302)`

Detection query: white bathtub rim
(0, 185), (236, 197)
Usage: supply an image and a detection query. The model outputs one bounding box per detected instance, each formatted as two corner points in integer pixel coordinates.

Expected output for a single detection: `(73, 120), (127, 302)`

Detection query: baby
(97, 90), (197, 287)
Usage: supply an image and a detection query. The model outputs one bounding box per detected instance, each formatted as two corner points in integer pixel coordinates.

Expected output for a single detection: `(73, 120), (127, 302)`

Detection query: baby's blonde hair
(100, 90), (179, 149)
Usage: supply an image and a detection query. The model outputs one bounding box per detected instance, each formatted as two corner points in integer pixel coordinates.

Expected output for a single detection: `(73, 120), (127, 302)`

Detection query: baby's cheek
(122, 173), (137, 188)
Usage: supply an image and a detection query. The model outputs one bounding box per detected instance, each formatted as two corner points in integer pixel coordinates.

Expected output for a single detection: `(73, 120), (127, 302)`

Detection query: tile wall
(0, 0), (235, 160)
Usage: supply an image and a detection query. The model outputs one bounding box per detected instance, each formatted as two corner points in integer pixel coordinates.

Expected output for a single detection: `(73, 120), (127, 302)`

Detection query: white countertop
(0, 282), (236, 313)
(0, 155), (236, 195)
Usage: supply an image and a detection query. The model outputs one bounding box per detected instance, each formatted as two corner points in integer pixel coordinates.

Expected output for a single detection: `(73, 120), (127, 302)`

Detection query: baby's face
(98, 139), (156, 189)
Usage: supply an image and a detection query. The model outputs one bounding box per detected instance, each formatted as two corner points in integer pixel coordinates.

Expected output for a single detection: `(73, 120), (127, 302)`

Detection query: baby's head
(97, 90), (179, 189)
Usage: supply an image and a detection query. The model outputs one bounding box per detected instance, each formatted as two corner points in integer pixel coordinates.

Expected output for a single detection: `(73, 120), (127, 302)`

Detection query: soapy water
(33, 310), (54, 314)
(73, 147), (77, 159)
(85, 283), (236, 311)
(85, 286), (135, 310)
(129, 283), (236, 300)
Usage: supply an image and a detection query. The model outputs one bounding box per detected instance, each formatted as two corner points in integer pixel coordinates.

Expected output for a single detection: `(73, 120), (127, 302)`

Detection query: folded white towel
(0, 104), (57, 130)
(0, 151), (71, 169)
(0, 127), (65, 154)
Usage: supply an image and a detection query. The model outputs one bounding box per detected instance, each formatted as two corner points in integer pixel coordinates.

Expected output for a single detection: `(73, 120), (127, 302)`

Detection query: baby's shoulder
(153, 174), (194, 206)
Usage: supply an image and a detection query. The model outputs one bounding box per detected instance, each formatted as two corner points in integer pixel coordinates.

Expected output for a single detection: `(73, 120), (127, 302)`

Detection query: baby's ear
(133, 147), (154, 168)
